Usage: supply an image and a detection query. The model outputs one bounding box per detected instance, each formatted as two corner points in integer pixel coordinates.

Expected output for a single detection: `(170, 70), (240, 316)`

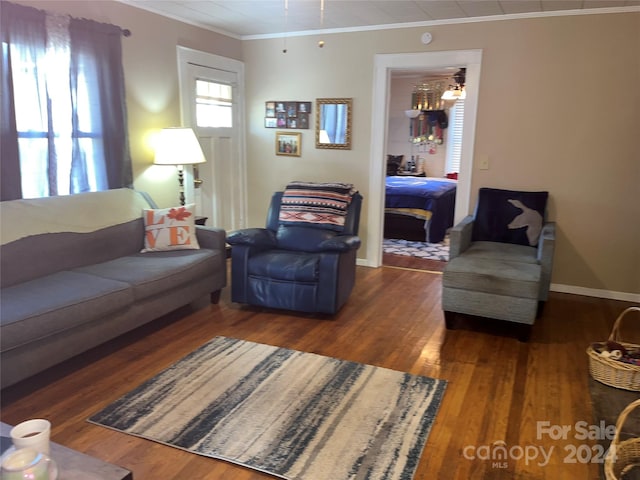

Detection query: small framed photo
(286, 102), (297, 118)
(298, 102), (311, 114)
(265, 117), (277, 128)
(297, 113), (309, 129)
(265, 101), (276, 117)
(276, 131), (301, 157)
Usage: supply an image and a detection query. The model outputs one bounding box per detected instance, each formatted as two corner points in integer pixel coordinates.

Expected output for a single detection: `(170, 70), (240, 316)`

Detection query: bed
(384, 176), (457, 244)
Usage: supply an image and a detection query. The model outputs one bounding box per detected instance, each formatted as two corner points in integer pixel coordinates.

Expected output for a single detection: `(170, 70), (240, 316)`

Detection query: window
(445, 99), (464, 175)
(1, 2), (131, 200)
(10, 21), (107, 198)
(195, 79), (232, 128)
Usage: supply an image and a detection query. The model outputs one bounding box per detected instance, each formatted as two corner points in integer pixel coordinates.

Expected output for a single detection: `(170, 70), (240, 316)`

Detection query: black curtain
(0, 2), (45, 200)
(69, 16), (132, 193)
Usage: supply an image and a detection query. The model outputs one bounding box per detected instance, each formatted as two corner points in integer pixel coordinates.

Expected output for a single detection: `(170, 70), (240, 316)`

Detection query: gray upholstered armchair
(442, 187), (555, 340)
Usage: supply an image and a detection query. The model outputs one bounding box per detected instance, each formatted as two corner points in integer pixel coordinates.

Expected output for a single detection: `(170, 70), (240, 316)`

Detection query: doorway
(367, 50), (483, 268)
(381, 70), (461, 270)
(177, 46), (247, 232)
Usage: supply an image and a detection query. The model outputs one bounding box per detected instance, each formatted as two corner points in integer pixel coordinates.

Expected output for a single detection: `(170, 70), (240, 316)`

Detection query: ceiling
(123, 0), (640, 38)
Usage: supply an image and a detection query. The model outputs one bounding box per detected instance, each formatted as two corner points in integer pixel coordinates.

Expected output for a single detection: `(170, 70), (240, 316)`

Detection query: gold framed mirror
(315, 98), (352, 150)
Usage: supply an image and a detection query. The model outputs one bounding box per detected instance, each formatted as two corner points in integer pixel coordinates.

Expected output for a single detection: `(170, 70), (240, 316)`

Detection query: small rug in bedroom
(89, 336), (447, 480)
(383, 236), (449, 261)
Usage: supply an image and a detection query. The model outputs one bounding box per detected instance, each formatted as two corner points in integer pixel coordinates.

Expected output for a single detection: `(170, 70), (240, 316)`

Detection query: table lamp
(154, 127), (206, 205)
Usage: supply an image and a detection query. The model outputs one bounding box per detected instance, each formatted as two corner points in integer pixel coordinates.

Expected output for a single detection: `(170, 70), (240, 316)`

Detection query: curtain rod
(17, 2), (133, 38)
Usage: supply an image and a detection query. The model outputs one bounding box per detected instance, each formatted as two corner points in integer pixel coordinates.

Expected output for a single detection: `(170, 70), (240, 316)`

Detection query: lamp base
(177, 165), (185, 206)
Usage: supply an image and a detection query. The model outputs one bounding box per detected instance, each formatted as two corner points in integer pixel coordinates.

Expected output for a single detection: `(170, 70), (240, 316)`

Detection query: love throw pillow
(141, 204), (200, 252)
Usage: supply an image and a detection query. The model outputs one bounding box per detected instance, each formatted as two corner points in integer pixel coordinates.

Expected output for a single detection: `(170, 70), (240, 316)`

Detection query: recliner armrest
(227, 228), (277, 248)
(449, 215), (474, 260)
(318, 235), (361, 252)
(195, 226), (227, 252)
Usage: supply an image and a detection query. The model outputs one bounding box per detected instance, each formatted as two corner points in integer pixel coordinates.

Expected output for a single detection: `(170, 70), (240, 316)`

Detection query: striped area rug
(89, 337), (447, 480)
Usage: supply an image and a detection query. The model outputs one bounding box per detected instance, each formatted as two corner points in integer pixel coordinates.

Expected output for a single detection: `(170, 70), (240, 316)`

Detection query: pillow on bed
(386, 155), (403, 176)
(472, 188), (548, 247)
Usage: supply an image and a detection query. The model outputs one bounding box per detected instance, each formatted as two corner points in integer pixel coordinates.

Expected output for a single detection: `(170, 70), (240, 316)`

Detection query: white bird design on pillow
(507, 199), (543, 246)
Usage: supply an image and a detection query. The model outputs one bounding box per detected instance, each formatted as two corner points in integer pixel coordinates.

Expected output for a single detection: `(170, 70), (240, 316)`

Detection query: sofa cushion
(248, 251), (319, 282)
(472, 188), (548, 247)
(74, 249), (219, 301)
(443, 248), (542, 299)
(463, 241), (539, 264)
(141, 204), (199, 252)
(0, 220), (145, 288)
(1, 271), (133, 351)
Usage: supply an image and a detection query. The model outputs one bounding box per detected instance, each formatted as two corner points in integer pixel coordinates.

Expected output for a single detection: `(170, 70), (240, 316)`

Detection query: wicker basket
(604, 399), (640, 480)
(587, 306), (640, 392)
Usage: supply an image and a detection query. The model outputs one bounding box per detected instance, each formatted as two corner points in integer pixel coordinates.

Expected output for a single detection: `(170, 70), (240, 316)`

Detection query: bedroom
(382, 70), (461, 266)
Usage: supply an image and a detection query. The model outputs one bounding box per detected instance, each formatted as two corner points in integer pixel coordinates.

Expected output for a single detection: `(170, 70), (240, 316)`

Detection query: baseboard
(550, 283), (640, 303)
(357, 259), (640, 303)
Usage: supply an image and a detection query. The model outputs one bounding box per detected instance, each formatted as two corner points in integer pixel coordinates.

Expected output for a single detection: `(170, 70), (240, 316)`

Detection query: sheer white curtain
(0, 1), (131, 200)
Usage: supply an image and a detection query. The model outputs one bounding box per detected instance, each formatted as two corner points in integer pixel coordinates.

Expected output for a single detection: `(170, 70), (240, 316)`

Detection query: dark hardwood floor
(383, 252), (447, 272)
(1, 260), (637, 479)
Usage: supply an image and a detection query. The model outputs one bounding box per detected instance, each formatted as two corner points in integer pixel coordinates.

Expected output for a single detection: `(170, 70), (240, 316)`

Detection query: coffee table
(1, 422), (132, 480)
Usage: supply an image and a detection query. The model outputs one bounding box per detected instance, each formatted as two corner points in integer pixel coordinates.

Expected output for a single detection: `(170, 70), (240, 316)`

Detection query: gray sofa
(0, 188), (227, 389)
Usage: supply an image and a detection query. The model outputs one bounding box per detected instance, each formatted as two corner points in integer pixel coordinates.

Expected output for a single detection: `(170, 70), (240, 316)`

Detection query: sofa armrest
(537, 221), (556, 300)
(196, 226), (227, 252)
(227, 228), (277, 249)
(448, 215), (474, 260)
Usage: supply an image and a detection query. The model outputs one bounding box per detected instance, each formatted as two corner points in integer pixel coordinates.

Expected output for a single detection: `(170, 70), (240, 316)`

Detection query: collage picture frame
(265, 101), (311, 129)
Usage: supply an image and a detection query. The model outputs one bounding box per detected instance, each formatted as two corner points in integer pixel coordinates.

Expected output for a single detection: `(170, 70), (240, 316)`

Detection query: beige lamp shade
(154, 127), (206, 166)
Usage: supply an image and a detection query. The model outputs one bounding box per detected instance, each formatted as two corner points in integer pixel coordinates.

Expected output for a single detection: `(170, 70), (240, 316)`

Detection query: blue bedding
(385, 176), (457, 243)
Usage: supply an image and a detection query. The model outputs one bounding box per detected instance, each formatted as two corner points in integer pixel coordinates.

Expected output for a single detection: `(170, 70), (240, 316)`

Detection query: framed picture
(265, 101), (311, 129)
(265, 101), (276, 117)
(286, 102), (297, 118)
(276, 131), (301, 156)
(298, 102), (311, 114)
(297, 113), (309, 129)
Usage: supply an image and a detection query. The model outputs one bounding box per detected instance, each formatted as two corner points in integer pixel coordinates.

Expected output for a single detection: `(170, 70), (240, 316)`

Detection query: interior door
(178, 47), (246, 232)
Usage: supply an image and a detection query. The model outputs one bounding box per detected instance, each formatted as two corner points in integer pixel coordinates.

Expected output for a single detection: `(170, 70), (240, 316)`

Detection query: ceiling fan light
(405, 109), (421, 118)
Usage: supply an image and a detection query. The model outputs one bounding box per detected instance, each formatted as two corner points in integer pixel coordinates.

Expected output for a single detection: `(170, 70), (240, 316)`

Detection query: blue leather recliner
(227, 190), (362, 314)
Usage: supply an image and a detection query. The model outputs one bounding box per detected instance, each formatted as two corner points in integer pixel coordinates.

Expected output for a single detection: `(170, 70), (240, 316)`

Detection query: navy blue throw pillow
(472, 188), (549, 247)
(387, 155), (403, 176)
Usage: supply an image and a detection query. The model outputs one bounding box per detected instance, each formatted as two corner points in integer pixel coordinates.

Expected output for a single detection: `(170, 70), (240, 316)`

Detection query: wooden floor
(1, 261), (637, 479)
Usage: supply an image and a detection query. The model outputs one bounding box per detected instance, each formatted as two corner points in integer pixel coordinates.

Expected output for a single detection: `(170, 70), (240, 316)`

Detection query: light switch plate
(478, 154), (490, 170)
